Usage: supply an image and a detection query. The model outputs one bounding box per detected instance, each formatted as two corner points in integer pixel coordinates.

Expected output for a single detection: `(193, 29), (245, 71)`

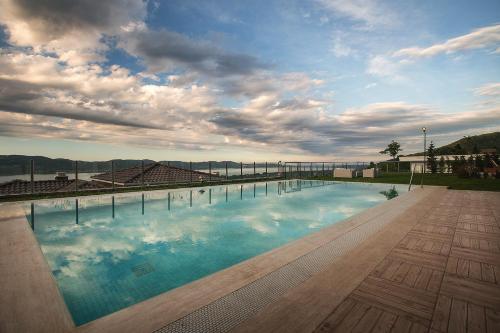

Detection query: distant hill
(407, 132), (500, 156)
(0, 155), (269, 176)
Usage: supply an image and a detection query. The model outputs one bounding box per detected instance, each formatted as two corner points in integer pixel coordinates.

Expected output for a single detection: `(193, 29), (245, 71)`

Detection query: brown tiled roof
(0, 179), (107, 195)
(91, 162), (222, 185)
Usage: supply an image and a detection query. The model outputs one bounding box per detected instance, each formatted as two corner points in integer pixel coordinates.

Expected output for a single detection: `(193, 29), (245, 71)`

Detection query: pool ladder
(408, 164), (416, 191)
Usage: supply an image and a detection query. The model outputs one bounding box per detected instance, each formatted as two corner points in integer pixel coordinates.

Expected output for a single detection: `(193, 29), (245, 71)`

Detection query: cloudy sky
(0, 0), (499, 162)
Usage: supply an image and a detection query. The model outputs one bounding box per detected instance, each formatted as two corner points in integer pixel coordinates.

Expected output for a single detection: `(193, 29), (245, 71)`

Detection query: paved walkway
(312, 190), (500, 333)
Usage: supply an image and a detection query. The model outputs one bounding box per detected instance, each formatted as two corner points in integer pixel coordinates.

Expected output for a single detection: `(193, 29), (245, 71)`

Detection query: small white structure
(333, 168), (355, 178)
(398, 154), (481, 173)
(363, 168), (377, 178)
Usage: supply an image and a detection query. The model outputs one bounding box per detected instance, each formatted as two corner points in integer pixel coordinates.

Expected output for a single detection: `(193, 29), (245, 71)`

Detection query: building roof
(90, 162), (222, 185)
(0, 179), (106, 195)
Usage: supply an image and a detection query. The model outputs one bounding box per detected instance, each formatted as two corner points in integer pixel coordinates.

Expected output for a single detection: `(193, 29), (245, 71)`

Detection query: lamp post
(421, 127), (427, 188)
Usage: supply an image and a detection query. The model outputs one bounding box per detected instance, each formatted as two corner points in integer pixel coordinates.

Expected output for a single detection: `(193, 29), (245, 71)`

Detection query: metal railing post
(141, 160), (144, 187)
(30, 159), (34, 194)
(322, 162), (325, 177)
(75, 160), (78, 192)
(209, 161), (212, 182)
(30, 202), (34, 230)
(75, 199), (79, 224)
(240, 162), (243, 179)
(265, 162), (267, 178)
(190, 161), (192, 184)
(253, 161), (256, 178)
(111, 160), (115, 191)
(225, 162), (228, 180)
(141, 193), (144, 215)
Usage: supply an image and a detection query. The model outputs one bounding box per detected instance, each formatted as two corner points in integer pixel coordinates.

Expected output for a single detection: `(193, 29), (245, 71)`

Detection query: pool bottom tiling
(26, 180), (407, 325)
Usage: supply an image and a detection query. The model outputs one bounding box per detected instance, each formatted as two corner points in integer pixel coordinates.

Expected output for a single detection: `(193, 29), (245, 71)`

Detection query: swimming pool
(26, 180), (406, 325)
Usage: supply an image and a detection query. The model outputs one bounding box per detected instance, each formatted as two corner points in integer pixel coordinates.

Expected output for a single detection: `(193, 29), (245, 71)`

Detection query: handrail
(408, 164), (416, 191)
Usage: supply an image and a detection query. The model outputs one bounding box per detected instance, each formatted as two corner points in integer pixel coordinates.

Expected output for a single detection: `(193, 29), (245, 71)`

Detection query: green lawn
(308, 172), (500, 192)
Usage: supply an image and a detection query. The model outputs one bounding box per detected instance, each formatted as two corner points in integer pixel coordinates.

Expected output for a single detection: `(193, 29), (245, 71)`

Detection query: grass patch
(308, 172), (500, 192)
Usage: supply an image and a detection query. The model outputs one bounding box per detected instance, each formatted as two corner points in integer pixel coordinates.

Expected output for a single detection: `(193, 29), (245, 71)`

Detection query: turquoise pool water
(26, 180), (406, 325)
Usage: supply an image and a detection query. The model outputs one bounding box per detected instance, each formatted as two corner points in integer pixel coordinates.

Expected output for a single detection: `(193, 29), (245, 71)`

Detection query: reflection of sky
(26, 180), (405, 325)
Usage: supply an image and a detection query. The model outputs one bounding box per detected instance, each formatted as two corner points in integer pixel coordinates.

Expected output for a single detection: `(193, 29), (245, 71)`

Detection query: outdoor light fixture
(421, 127), (427, 188)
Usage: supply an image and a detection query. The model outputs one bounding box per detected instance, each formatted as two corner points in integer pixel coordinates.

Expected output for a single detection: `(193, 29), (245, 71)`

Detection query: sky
(0, 0), (499, 162)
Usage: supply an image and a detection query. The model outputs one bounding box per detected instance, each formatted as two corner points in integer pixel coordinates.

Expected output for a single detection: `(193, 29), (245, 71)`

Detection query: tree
(438, 156), (446, 173)
(454, 143), (466, 154)
(446, 157), (452, 173)
(379, 141), (402, 159)
(427, 141), (438, 173)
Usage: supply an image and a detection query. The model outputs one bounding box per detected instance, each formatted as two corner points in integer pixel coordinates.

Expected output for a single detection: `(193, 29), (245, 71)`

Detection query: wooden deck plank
(414, 268), (432, 291)
(407, 230), (452, 243)
(409, 322), (428, 333)
(485, 308), (500, 333)
(372, 259), (394, 278)
(351, 306), (382, 333)
(313, 298), (356, 332)
(381, 261), (403, 280)
(389, 248), (447, 271)
(440, 274), (500, 311)
(362, 276), (436, 304)
(448, 298), (467, 333)
(467, 302), (486, 333)
(456, 258), (469, 277)
(430, 294), (451, 332)
(427, 270), (443, 293)
(391, 316), (413, 333)
(402, 265), (421, 288)
(450, 248), (500, 266)
(456, 230), (500, 241)
(371, 311), (397, 333)
(481, 263), (496, 284)
(446, 257), (458, 275)
(469, 260), (482, 281)
(350, 288), (432, 325)
(329, 302), (370, 332)
(440, 242), (451, 256)
(393, 263), (412, 283)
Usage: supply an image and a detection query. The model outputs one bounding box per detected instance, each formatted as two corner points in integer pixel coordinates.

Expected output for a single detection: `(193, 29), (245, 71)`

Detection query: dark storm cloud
(7, 0), (145, 36)
(123, 29), (269, 77)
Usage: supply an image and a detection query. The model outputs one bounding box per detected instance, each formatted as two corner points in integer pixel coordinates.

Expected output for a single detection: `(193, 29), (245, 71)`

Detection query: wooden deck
(313, 190), (500, 333)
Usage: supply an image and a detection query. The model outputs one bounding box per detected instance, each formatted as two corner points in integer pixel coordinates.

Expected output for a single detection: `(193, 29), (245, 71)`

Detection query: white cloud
(474, 82), (500, 97)
(366, 55), (405, 80)
(316, 0), (399, 29)
(394, 24), (500, 58)
(330, 31), (354, 57)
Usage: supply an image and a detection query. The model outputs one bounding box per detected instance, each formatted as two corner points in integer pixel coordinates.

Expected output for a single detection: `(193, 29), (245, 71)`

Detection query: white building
(398, 155), (479, 173)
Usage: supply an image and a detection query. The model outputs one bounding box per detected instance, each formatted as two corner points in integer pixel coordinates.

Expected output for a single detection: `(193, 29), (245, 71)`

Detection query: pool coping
(0, 182), (444, 333)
